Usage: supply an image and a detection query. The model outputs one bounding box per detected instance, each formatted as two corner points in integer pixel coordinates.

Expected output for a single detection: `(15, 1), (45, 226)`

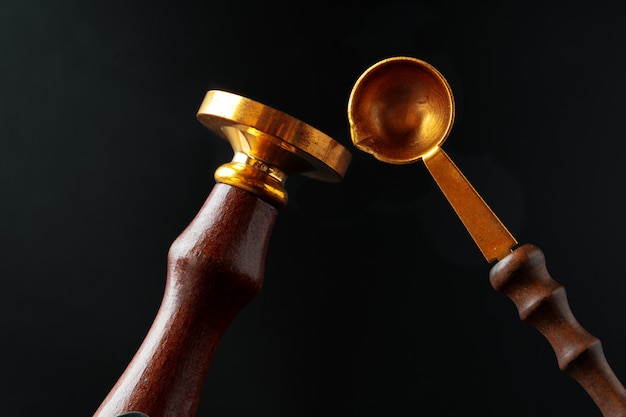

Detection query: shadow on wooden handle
(490, 243), (626, 417)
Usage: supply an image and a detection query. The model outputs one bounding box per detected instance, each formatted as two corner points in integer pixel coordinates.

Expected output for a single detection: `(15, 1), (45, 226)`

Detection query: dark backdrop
(2, 1), (626, 416)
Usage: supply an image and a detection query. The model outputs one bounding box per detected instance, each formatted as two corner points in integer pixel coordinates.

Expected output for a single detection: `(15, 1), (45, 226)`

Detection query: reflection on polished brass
(197, 90), (352, 207)
(348, 57), (517, 262)
(348, 56), (455, 164)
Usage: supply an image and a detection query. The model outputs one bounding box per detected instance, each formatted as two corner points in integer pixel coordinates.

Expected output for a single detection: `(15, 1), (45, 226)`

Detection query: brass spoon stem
(423, 147), (517, 263)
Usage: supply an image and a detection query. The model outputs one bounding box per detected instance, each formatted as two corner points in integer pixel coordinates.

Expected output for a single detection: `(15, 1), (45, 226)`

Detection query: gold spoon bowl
(348, 56), (455, 164)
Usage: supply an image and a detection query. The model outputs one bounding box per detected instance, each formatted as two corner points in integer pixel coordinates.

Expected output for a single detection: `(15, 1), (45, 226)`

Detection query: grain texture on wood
(93, 183), (278, 417)
(490, 244), (626, 417)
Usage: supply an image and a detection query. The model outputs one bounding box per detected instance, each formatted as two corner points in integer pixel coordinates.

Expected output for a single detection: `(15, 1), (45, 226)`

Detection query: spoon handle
(422, 148), (517, 262)
(489, 243), (626, 416)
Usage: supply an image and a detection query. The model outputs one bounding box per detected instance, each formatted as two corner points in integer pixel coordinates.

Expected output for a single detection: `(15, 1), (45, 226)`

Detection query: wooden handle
(489, 243), (626, 416)
(93, 183), (278, 417)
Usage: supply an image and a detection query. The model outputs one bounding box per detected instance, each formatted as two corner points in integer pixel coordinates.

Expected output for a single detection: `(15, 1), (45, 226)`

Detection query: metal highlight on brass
(197, 90), (352, 207)
(348, 56), (455, 164)
(348, 57), (517, 262)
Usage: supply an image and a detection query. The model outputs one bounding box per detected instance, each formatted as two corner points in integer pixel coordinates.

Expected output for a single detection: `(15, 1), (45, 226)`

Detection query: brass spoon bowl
(348, 56), (455, 164)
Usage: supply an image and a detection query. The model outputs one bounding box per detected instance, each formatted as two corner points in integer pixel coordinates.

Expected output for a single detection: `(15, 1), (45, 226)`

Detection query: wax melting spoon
(348, 56), (626, 417)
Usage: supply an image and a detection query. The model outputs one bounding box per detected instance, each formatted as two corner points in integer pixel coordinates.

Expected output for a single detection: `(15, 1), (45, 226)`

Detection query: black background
(2, 1), (626, 416)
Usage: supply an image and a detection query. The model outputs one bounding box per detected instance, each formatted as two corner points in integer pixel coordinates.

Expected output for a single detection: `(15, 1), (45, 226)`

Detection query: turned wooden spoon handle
(93, 183), (278, 417)
(489, 244), (626, 416)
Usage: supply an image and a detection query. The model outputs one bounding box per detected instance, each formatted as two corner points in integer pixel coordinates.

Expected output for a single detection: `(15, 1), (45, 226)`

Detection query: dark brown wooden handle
(93, 183), (278, 417)
(489, 243), (626, 416)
